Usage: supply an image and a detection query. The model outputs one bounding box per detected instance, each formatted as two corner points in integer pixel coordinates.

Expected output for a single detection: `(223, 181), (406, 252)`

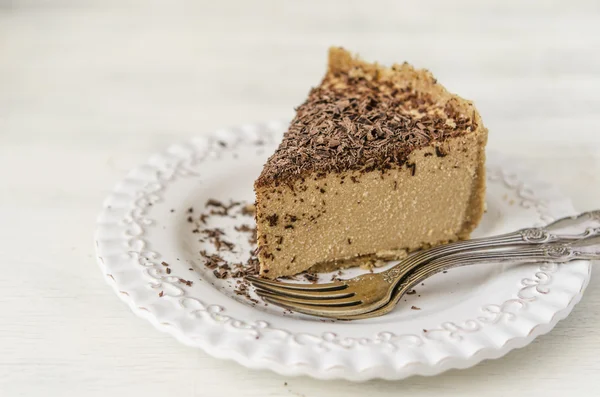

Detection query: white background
(1, 1), (599, 396)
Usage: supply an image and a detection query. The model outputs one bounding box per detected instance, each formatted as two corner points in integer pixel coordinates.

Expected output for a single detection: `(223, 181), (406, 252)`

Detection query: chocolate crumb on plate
(213, 268), (228, 279)
(184, 199), (271, 304)
(234, 224), (254, 233)
(206, 199), (224, 208)
(303, 272), (319, 283)
(178, 278), (193, 287)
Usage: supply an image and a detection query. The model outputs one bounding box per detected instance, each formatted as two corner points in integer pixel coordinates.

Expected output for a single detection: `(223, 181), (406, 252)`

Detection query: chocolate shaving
(206, 199), (224, 208)
(205, 199), (242, 216)
(201, 228), (225, 238)
(235, 224), (254, 233)
(435, 146), (448, 157)
(178, 278), (193, 286)
(330, 270), (343, 282)
(199, 250), (225, 269)
(213, 268), (228, 279)
(303, 272), (318, 283)
(266, 214), (279, 227)
(183, 200), (266, 303)
(255, 49), (476, 187)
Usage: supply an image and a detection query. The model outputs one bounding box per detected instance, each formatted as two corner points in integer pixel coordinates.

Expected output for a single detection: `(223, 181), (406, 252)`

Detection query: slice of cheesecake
(254, 47), (488, 279)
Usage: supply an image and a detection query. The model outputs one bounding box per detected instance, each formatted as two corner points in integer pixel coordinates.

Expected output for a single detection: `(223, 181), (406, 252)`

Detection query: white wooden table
(1, 1), (599, 396)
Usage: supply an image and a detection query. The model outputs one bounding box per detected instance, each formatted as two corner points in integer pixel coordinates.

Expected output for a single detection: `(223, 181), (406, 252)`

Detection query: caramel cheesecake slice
(254, 47), (488, 279)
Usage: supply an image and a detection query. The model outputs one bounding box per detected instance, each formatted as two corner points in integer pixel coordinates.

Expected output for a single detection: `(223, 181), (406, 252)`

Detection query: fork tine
(260, 295), (362, 317)
(251, 282), (354, 299)
(246, 276), (347, 292)
(256, 288), (357, 305)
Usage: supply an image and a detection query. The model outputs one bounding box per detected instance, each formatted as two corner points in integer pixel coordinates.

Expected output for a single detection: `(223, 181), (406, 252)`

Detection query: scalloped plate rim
(94, 121), (591, 381)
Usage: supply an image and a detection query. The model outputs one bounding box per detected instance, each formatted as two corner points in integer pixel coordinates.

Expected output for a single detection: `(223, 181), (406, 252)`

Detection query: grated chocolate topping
(256, 50), (477, 187)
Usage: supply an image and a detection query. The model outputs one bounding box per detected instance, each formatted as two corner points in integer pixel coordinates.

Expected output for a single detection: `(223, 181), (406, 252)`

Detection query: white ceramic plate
(95, 121), (591, 381)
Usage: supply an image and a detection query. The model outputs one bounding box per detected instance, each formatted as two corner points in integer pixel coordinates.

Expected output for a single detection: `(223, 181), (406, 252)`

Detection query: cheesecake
(254, 47), (488, 279)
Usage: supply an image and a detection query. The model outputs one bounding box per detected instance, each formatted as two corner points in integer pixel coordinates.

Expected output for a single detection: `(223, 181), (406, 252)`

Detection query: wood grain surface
(1, 1), (599, 396)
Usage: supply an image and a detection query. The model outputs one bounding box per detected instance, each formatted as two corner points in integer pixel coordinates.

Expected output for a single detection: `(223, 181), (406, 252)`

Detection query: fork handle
(344, 236), (599, 320)
(441, 235), (600, 264)
(400, 210), (600, 268)
(381, 210), (600, 285)
(393, 237), (600, 297)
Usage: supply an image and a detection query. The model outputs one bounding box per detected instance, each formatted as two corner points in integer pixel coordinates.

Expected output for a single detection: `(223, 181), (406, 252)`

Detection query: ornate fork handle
(381, 210), (600, 284)
(393, 236), (600, 297)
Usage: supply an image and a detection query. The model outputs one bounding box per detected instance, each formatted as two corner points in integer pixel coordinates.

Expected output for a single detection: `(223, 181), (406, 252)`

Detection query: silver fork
(334, 235), (600, 320)
(253, 235), (600, 319)
(247, 210), (600, 318)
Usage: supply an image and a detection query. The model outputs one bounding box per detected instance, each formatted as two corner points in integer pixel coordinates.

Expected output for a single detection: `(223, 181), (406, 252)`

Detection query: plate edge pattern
(94, 123), (591, 379)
